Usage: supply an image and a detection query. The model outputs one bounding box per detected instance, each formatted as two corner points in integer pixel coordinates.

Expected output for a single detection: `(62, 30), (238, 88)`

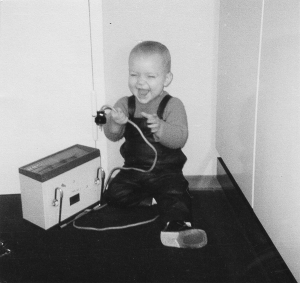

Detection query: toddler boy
(103, 41), (207, 249)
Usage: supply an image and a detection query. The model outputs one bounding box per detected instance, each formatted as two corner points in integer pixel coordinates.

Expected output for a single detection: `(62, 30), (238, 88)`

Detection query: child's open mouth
(138, 89), (149, 96)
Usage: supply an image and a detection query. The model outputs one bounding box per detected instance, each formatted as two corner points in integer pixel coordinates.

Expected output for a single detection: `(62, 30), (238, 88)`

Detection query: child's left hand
(141, 112), (161, 133)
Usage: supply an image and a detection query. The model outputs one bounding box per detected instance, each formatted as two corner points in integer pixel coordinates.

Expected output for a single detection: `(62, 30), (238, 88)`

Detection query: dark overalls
(104, 95), (192, 226)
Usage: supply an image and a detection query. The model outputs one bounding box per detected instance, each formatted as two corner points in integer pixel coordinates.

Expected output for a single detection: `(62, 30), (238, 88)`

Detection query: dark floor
(0, 175), (297, 283)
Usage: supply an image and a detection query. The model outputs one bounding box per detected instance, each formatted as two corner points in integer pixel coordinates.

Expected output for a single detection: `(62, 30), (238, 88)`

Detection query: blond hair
(129, 41), (171, 72)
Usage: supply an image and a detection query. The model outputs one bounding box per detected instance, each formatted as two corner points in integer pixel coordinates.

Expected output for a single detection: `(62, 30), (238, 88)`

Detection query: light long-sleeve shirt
(103, 91), (188, 149)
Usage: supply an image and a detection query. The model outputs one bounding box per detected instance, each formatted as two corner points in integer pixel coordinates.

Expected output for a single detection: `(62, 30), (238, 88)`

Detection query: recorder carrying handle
(52, 187), (64, 225)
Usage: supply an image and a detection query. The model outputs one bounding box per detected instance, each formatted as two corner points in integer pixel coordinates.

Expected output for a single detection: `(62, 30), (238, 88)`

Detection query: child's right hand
(111, 107), (128, 125)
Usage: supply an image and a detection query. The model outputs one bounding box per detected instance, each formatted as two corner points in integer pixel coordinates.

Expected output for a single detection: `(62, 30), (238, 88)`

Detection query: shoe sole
(161, 229), (207, 249)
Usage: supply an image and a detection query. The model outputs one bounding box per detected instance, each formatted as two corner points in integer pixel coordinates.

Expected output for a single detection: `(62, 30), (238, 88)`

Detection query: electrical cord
(101, 105), (158, 192)
(72, 203), (159, 231)
(68, 105), (159, 231)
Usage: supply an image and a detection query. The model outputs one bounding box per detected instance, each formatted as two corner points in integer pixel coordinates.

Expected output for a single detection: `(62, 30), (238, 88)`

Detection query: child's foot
(160, 221), (207, 249)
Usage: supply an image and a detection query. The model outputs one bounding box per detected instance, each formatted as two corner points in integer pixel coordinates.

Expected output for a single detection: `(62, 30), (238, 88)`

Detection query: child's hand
(141, 112), (161, 133)
(111, 107), (128, 125)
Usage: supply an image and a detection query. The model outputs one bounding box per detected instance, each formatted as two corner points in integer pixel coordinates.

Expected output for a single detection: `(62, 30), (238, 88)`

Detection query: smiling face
(128, 53), (173, 104)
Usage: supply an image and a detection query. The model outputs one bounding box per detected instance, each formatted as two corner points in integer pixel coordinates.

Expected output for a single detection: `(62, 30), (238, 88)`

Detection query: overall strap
(157, 94), (172, 120)
(127, 95), (135, 119)
(127, 94), (172, 120)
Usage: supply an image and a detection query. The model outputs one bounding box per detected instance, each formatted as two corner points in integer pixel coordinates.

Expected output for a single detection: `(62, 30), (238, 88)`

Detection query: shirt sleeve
(103, 97), (128, 142)
(154, 97), (188, 149)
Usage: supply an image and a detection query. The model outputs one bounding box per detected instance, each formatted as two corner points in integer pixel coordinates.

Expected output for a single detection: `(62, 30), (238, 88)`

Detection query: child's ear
(164, 72), (173, 87)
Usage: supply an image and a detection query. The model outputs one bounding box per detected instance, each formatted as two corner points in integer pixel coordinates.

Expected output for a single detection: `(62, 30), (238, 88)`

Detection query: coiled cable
(101, 105), (157, 192)
(66, 105), (159, 231)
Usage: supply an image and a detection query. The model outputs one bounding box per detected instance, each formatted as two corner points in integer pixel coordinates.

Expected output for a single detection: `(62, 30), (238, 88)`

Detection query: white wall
(0, 0), (106, 194)
(254, 0), (300, 279)
(0, 0), (219, 195)
(216, 0), (300, 280)
(102, 0), (219, 176)
(216, 0), (263, 204)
